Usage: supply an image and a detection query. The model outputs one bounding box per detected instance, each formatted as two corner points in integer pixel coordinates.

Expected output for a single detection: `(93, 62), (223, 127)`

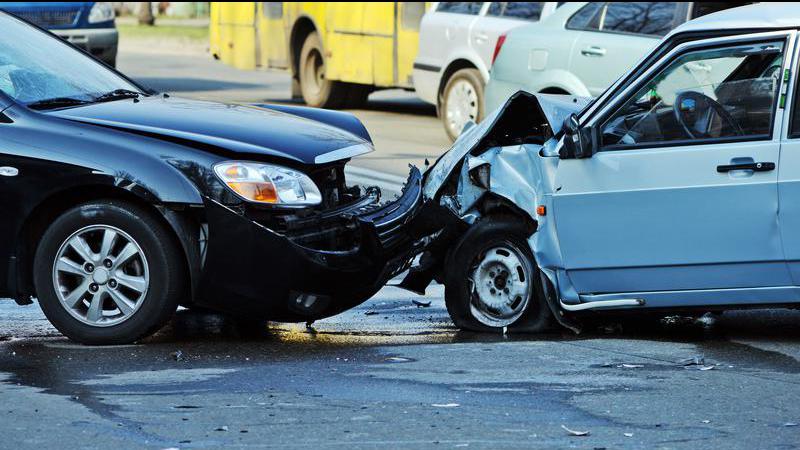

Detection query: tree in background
(138, 2), (155, 25)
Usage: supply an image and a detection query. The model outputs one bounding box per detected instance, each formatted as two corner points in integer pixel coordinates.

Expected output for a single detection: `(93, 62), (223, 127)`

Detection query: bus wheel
(299, 31), (348, 108)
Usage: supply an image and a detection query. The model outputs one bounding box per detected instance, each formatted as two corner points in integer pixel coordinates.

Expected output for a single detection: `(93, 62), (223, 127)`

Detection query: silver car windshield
(0, 13), (141, 109)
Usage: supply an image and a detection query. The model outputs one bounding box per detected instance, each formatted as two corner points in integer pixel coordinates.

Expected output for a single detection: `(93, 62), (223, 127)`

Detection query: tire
(33, 200), (185, 345)
(342, 83), (371, 109)
(444, 217), (553, 333)
(298, 31), (349, 108)
(441, 68), (484, 142)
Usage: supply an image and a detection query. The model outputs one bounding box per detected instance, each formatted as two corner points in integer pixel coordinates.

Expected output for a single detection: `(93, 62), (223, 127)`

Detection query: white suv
(413, 2), (560, 141)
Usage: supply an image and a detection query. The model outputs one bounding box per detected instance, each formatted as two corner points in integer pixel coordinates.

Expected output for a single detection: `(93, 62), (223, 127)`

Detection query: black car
(0, 12), (421, 344)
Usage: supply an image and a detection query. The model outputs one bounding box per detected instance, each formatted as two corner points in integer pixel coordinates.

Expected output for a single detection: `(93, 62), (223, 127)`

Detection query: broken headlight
(213, 161), (322, 206)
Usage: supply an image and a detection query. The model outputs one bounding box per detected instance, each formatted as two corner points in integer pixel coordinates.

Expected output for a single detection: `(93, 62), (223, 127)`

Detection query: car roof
(669, 3), (799, 37)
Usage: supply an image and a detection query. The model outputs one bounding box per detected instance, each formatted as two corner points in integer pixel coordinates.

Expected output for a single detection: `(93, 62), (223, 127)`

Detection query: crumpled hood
(47, 96), (373, 165)
(423, 91), (591, 199)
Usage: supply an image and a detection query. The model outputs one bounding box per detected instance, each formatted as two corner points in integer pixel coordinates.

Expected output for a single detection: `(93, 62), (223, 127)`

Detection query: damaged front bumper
(194, 167), (423, 321)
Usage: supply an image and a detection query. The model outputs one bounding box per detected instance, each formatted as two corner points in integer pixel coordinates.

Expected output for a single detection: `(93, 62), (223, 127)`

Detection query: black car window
(601, 41), (785, 149)
(0, 14), (140, 107)
(566, 3), (603, 30)
(487, 2), (545, 21)
(436, 2), (483, 14)
(602, 2), (679, 37)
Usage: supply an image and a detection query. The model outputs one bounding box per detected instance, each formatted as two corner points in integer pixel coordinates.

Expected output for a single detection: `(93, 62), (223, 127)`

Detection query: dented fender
(415, 91), (591, 309)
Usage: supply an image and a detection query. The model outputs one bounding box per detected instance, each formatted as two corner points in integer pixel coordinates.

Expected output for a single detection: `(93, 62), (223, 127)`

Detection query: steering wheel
(673, 91), (743, 139)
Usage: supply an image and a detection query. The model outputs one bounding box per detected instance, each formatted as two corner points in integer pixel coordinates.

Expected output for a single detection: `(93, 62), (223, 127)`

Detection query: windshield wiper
(26, 97), (92, 110)
(93, 89), (143, 103)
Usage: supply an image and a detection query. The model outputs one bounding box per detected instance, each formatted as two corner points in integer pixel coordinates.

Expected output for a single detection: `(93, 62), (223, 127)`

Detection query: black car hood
(46, 96), (373, 165)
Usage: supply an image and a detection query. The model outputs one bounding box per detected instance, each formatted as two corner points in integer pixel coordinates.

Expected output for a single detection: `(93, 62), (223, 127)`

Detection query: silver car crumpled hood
(422, 91), (590, 200)
(418, 91), (591, 327)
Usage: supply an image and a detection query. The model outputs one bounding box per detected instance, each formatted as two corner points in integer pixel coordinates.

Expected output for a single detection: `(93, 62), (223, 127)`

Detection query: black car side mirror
(560, 113), (596, 159)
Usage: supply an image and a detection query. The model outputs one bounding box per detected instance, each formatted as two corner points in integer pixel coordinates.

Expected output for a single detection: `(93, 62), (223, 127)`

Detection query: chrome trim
(559, 298), (645, 311)
(0, 166), (19, 177)
(314, 143), (374, 164)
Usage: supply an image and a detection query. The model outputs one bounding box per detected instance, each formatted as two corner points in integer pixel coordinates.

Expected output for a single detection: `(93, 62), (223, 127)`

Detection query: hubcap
(445, 79), (479, 137)
(52, 225), (149, 327)
(469, 243), (532, 327)
(303, 48), (325, 97)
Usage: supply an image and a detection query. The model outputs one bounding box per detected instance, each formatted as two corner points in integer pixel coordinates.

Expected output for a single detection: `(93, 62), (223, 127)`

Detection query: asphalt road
(1, 48), (800, 449)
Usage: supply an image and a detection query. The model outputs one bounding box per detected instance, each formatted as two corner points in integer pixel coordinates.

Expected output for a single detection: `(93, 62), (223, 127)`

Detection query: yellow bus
(210, 2), (428, 108)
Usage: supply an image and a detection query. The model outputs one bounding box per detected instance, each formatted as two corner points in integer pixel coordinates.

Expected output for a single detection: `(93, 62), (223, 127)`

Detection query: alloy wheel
(445, 78), (479, 138)
(52, 225), (149, 327)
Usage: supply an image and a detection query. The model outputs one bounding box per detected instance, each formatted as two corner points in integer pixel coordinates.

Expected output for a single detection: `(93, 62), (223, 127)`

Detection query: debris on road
(170, 350), (183, 362)
(384, 356), (413, 363)
(678, 355), (706, 366)
(432, 403), (460, 408)
(364, 311), (379, 316)
(619, 363), (644, 369)
(215, 425), (229, 432)
(561, 425), (590, 437)
(679, 355), (718, 371)
(624, 432), (634, 437)
(412, 300), (431, 308)
(784, 422), (798, 427)
(695, 312), (717, 328)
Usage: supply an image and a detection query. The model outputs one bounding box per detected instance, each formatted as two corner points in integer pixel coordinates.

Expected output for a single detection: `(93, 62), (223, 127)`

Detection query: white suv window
(436, 2), (483, 14)
(487, 2), (545, 21)
(601, 41), (785, 148)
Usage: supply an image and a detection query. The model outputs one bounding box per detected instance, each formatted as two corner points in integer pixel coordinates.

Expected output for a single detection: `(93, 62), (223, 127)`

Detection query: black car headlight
(213, 161), (322, 206)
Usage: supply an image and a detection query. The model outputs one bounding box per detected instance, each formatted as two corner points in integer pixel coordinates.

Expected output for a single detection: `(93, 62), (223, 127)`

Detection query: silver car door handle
(717, 161), (775, 173)
(473, 32), (489, 44)
(581, 46), (606, 57)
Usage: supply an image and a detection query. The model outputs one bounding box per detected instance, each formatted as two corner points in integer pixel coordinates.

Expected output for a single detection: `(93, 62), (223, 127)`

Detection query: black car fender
(3, 107), (213, 300)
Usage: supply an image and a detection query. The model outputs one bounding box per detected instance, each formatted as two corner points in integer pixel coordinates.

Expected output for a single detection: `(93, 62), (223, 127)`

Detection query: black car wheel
(444, 217), (553, 333)
(33, 200), (185, 345)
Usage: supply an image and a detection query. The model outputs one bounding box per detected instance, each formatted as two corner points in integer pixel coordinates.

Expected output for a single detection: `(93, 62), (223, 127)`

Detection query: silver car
(413, 2), (560, 141)
(407, 2), (797, 333)
(485, 2), (750, 114)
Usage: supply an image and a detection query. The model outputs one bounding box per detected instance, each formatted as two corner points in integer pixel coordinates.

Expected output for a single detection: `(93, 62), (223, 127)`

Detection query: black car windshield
(0, 13), (142, 109)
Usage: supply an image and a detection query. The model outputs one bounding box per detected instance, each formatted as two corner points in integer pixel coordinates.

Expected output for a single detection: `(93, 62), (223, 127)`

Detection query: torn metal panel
(418, 91), (587, 300)
(422, 91), (589, 201)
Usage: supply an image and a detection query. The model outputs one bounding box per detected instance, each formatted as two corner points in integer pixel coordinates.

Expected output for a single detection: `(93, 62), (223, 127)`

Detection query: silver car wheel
(445, 78), (479, 138)
(52, 225), (149, 327)
(469, 242), (532, 328)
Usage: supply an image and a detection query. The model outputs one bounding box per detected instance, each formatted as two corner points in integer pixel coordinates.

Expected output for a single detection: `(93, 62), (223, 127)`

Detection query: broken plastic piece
(561, 425), (590, 436)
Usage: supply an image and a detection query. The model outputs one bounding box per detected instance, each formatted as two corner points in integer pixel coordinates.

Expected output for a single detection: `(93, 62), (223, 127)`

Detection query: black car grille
(12, 9), (79, 27)
(357, 167), (422, 250)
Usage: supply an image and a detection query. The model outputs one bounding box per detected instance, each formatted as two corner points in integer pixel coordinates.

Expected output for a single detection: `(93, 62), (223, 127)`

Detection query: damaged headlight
(213, 161), (322, 206)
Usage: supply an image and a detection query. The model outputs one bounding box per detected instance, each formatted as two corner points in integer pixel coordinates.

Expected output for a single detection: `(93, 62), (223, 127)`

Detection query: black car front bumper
(194, 167), (423, 321)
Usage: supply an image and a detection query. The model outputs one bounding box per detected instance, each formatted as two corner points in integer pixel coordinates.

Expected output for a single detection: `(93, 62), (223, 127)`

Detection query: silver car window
(602, 2), (679, 37)
(601, 41), (785, 148)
